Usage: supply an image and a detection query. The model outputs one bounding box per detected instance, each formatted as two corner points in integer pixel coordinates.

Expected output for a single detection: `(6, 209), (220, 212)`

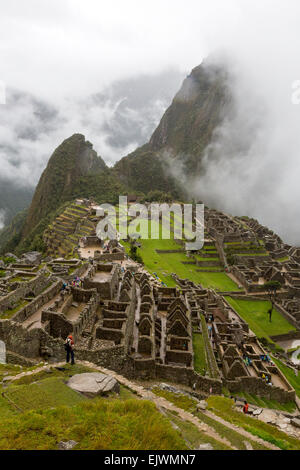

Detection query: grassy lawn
(120, 219), (240, 291)
(207, 396), (300, 450)
(135, 242), (240, 291)
(192, 333), (207, 375)
(271, 356), (300, 399)
(195, 272), (240, 291)
(0, 400), (186, 450)
(225, 297), (296, 341)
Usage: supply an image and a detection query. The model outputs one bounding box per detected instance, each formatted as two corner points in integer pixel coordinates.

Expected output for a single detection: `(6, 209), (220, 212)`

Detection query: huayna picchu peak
(23, 134), (107, 236)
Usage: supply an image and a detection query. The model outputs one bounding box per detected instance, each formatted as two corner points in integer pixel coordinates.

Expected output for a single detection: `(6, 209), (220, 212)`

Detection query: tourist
(65, 335), (75, 365)
(243, 401), (249, 414)
(61, 282), (67, 292)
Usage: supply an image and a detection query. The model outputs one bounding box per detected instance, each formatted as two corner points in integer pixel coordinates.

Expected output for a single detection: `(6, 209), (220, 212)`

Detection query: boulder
(291, 418), (300, 429)
(253, 408), (263, 416)
(21, 251), (42, 265)
(58, 440), (78, 450)
(197, 400), (208, 411)
(243, 441), (253, 450)
(199, 443), (213, 450)
(67, 373), (120, 398)
(0, 260), (5, 269)
(2, 375), (14, 382)
(259, 409), (277, 424)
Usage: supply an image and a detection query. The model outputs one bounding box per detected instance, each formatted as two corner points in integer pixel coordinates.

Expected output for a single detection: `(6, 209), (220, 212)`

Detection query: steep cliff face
(22, 134), (107, 238)
(115, 60), (231, 191)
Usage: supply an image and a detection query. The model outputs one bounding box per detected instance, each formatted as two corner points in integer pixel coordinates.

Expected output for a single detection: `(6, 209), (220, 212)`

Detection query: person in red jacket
(65, 335), (75, 365)
(243, 401), (249, 414)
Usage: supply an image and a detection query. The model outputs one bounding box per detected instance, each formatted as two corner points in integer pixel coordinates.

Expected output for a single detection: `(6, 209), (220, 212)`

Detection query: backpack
(64, 339), (71, 351)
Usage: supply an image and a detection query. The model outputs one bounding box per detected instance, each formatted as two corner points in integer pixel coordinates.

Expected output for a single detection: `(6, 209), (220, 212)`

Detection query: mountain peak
(21, 134), (107, 239)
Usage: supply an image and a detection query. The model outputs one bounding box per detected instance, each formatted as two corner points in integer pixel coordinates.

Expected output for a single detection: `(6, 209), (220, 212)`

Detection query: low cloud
(0, 69), (184, 188)
(0, 210), (6, 230)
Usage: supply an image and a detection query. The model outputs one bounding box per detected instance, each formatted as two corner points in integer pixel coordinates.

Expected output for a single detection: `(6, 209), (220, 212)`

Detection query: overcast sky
(1, 1), (300, 242)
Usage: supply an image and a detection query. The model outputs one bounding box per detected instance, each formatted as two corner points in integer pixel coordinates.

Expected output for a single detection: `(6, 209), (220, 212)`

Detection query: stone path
(3, 361), (282, 450)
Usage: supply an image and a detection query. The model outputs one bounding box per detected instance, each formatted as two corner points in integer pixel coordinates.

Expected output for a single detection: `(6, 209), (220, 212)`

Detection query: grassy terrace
(271, 356), (300, 399)
(119, 215), (241, 290)
(0, 364), (186, 450)
(225, 297), (296, 342)
(152, 389), (270, 450)
(1, 300), (29, 320)
(229, 391), (296, 413)
(164, 410), (232, 451)
(121, 242), (240, 293)
(192, 333), (207, 375)
(207, 396), (300, 450)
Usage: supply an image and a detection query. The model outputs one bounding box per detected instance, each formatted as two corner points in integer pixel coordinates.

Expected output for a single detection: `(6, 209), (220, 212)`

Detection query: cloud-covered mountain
(0, 68), (185, 227)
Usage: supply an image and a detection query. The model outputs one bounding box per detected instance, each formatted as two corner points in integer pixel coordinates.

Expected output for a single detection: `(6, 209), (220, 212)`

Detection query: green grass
(271, 356), (300, 399)
(200, 315), (220, 379)
(10, 364), (96, 386)
(0, 393), (17, 419)
(192, 333), (207, 375)
(152, 390), (269, 450)
(207, 396), (300, 450)
(152, 388), (198, 413)
(195, 407), (269, 450)
(4, 377), (87, 411)
(236, 253), (269, 257)
(231, 391), (296, 413)
(225, 297), (296, 342)
(196, 272), (240, 291)
(0, 364), (187, 450)
(165, 410), (232, 450)
(120, 221), (240, 291)
(1, 300), (29, 319)
(0, 399), (187, 450)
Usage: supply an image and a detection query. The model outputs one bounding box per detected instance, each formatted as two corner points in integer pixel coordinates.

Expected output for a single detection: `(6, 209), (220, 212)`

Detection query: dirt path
(5, 361), (280, 450)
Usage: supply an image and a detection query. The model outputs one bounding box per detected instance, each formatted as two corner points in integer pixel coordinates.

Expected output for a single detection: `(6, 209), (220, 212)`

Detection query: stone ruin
(1, 206), (300, 404)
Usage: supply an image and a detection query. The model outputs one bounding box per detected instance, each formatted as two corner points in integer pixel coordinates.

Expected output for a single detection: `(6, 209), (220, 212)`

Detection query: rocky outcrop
(67, 372), (120, 397)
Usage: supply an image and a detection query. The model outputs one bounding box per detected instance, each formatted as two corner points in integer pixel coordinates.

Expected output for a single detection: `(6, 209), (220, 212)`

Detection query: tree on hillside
(129, 241), (143, 265)
(261, 280), (282, 323)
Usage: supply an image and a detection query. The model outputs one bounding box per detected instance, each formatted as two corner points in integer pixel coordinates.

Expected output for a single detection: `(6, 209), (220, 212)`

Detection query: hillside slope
(22, 134), (107, 238)
(0, 134), (126, 254)
(115, 59), (231, 193)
